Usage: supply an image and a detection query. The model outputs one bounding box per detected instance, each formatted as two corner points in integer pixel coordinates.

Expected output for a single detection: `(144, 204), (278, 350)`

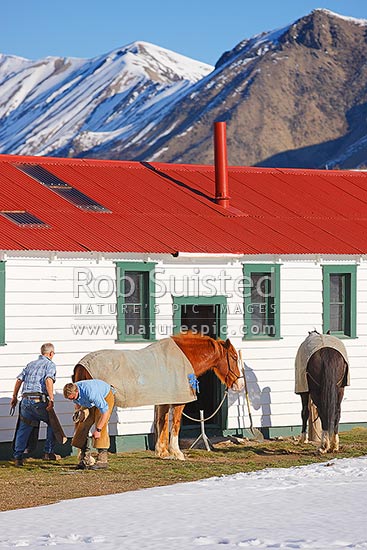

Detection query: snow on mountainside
(0, 42), (213, 157)
(1, 9), (367, 169)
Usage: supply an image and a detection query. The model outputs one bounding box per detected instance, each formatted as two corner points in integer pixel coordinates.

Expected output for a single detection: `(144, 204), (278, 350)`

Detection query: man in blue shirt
(11, 343), (59, 466)
(63, 379), (115, 470)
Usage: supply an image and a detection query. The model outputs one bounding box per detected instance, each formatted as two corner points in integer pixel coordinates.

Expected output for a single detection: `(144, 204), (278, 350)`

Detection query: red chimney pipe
(214, 121), (230, 208)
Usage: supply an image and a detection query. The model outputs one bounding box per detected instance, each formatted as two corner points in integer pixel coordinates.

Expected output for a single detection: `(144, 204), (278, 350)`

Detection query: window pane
(330, 274), (344, 303)
(250, 272), (275, 336)
(124, 272), (148, 336)
(250, 273), (265, 332)
(330, 304), (343, 332)
(329, 274), (345, 332)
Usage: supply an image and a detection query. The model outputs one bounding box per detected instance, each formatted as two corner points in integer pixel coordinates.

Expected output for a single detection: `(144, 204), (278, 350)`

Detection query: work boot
(76, 449), (95, 469)
(90, 449), (108, 470)
(14, 458), (24, 467)
(43, 453), (61, 461)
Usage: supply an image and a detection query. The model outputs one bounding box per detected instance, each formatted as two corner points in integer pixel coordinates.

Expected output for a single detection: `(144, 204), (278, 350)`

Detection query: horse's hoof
(318, 447), (328, 455)
(170, 452), (185, 461)
(155, 452), (171, 460)
(173, 453), (186, 460)
(75, 462), (88, 470)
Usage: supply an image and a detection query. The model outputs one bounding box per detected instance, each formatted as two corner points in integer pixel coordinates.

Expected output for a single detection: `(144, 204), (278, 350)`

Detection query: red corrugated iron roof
(0, 154), (367, 254)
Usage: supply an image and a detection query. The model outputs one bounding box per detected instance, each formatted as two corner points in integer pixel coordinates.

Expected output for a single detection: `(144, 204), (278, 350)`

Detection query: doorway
(172, 296), (228, 432)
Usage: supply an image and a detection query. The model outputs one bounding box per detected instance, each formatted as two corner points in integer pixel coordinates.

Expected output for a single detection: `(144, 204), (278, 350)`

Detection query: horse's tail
(319, 348), (344, 436)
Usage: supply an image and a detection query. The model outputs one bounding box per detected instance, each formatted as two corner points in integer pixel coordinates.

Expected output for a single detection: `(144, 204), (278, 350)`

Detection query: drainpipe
(214, 121), (230, 209)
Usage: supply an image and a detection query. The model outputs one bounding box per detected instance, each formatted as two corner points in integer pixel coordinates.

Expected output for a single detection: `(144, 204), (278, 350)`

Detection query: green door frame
(172, 295), (228, 431)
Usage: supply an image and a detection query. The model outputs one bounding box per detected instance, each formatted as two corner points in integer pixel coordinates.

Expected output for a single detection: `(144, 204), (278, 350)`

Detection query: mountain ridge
(0, 9), (366, 169)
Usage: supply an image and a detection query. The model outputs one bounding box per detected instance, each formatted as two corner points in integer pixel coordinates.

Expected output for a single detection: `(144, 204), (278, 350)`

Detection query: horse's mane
(172, 331), (218, 342)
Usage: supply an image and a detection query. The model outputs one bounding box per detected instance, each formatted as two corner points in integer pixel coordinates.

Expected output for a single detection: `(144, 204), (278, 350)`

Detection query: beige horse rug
(295, 332), (350, 394)
(77, 338), (197, 407)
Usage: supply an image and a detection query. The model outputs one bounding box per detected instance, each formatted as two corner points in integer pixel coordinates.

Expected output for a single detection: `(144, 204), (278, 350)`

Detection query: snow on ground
(1, 456), (367, 549)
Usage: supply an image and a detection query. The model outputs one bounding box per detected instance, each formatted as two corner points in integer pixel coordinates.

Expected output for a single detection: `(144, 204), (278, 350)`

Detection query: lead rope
(182, 390), (228, 422)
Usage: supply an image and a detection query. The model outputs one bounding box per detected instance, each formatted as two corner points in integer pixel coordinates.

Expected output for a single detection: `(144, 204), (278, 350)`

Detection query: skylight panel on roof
(0, 211), (49, 227)
(14, 164), (111, 213)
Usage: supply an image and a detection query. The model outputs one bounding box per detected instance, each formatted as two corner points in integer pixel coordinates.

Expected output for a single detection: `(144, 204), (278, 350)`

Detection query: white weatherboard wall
(0, 254), (366, 448)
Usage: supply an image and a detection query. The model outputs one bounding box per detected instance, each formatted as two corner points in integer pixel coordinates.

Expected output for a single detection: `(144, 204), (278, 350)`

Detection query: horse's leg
(155, 404), (171, 459)
(319, 431), (331, 454)
(300, 392), (309, 443)
(319, 413), (331, 454)
(330, 433), (339, 453)
(330, 387), (344, 452)
(168, 404), (185, 461)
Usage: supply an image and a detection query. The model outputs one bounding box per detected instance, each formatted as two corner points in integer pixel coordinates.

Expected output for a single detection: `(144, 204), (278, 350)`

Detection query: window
(116, 262), (156, 341)
(14, 164), (111, 213)
(0, 261), (4, 345)
(243, 264), (280, 339)
(0, 211), (48, 227)
(323, 265), (356, 338)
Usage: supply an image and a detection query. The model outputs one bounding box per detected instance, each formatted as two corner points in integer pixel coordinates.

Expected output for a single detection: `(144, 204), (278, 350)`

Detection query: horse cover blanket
(78, 338), (197, 408)
(295, 332), (350, 394)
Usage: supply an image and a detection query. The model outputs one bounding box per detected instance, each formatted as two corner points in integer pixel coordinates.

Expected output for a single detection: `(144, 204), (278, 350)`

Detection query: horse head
(215, 339), (244, 392)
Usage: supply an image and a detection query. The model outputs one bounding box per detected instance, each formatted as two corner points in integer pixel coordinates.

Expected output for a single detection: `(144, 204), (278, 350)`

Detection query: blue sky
(3, 0), (366, 65)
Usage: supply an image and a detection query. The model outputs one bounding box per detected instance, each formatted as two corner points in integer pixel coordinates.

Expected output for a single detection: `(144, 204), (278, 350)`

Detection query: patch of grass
(1, 428), (367, 512)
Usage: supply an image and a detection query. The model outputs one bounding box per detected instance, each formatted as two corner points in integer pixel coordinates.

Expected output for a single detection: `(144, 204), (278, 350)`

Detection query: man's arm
(10, 379), (22, 408)
(45, 377), (54, 411)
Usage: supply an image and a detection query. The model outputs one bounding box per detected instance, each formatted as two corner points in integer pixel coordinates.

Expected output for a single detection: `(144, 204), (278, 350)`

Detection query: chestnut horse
(72, 333), (243, 461)
(298, 332), (349, 454)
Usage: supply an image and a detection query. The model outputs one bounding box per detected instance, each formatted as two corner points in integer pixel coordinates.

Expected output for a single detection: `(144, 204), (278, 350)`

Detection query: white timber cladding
(0, 254), (366, 444)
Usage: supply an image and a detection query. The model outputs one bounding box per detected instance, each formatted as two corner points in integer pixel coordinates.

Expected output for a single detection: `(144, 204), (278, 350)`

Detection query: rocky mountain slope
(0, 9), (366, 169)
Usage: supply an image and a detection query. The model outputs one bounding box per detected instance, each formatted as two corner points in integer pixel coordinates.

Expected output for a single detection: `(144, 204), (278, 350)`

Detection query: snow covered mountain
(0, 42), (212, 157)
(127, 8), (367, 170)
(1, 9), (367, 169)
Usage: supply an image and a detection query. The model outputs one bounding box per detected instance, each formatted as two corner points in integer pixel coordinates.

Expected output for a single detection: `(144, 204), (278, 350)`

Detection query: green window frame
(0, 261), (4, 345)
(116, 262), (156, 342)
(323, 265), (356, 338)
(242, 264), (280, 340)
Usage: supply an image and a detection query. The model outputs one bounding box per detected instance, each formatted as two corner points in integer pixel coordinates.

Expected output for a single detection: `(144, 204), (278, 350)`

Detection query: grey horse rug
(77, 338), (197, 407)
(295, 332), (350, 394)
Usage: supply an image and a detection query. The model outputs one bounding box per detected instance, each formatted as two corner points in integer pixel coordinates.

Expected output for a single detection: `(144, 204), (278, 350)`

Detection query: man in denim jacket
(11, 343), (59, 466)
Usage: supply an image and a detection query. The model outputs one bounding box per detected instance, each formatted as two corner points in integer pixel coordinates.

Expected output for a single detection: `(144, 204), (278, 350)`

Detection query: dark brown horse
(72, 333), (244, 461)
(297, 331), (349, 454)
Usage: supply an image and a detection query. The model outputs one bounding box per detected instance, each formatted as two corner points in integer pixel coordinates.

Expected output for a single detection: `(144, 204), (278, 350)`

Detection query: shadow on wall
(0, 396), (75, 461)
(229, 362), (272, 431)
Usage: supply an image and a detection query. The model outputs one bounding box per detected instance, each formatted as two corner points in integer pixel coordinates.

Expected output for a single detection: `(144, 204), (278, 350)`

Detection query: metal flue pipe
(214, 121), (230, 209)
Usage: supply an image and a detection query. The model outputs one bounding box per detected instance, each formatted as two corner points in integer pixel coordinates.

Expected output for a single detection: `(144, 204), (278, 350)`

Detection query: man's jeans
(14, 398), (54, 459)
